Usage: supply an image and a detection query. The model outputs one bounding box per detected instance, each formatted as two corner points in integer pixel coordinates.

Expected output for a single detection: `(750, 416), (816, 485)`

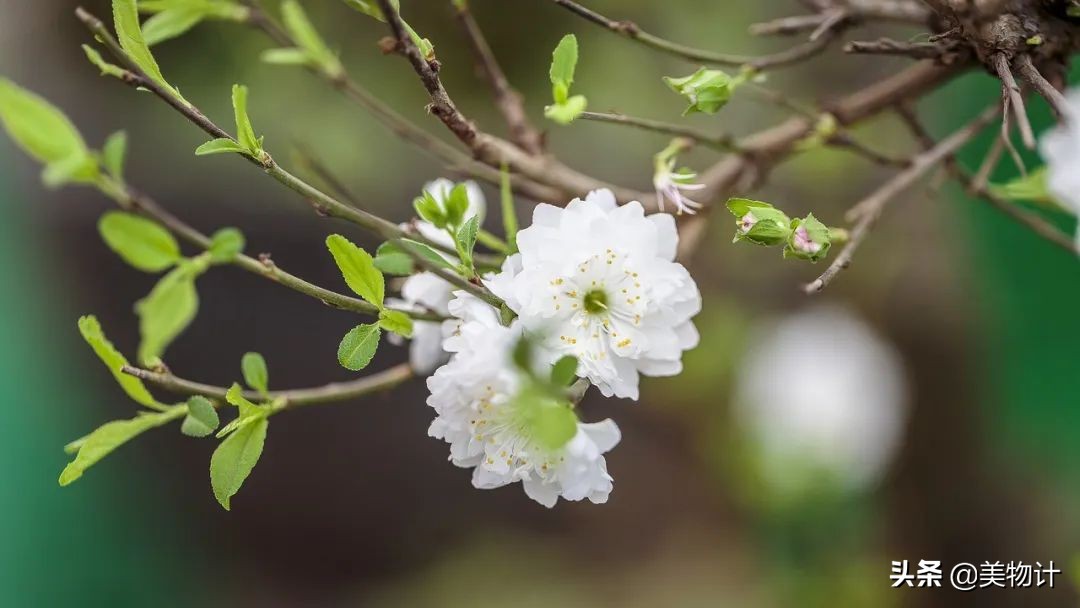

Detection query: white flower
(485, 189), (701, 400)
(733, 305), (908, 493)
(415, 178), (486, 247)
(426, 292), (621, 507)
(388, 179), (487, 373)
(386, 272), (453, 373)
(1039, 89), (1080, 251)
(653, 163), (705, 216)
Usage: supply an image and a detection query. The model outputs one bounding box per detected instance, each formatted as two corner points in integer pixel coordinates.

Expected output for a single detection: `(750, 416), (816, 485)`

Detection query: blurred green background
(1, 1), (1079, 606)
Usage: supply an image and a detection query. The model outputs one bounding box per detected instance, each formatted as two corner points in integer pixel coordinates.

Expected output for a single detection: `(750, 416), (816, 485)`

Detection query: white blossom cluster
(400, 184), (702, 506)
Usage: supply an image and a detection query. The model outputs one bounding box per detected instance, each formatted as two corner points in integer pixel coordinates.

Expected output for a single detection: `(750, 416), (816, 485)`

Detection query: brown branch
(123, 364), (414, 409)
(1015, 54), (1072, 121)
(804, 105), (999, 293)
(992, 53), (1036, 150)
(844, 38), (952, 60)
(453, 2), (545, 155)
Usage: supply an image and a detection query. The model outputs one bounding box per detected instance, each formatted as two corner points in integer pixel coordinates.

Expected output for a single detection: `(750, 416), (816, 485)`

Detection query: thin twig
(805, 105), (999, 293)
(1015, 54), (1072, 121)
(123, 364), (413, 409)
(453, 2), (545, 155)
(992, 53), (1036, 149)
(844, 39), (950, 60)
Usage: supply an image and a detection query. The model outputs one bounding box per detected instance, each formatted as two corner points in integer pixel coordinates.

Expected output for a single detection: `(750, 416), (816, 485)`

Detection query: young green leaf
(181, 395), (220, 437)
(326, 234), (385, 307)
(136, 260), (203, 364)
(241, 352), (270, 395)
(550, 355), (579, 388)
(216, 383), (265, 438)
(210, 415), (268, 510)
(98, 211), (181, 272)
(413, 191), (448, 228)
(112, 0), (187, 103)
(59, 408), (184, 486)
(102, 130), (127, 180)
(378, 309), (414, 338)
(231, 84), (260, 153)
(0, 78), (98, 185)
(549, 34), (579, 104)
(142, 7), (206, 46)
(455, 215), (480, 272)
(41, 153), (100, 189)
(281, 0), (343, 77)
(444, 183), (470, 228)
(195, 138), (247, 156)
(344, 0), (388, 21)
(663, 68), (736, 115)
(83, 44), (127, 78)
(208, 227), (245, 263)
(544, 95), (587, 125)
(260, 47), (311, 66)
(338, 323), (381, 371)
(373, 241), (414, 276)
(78, 315), (160, 409)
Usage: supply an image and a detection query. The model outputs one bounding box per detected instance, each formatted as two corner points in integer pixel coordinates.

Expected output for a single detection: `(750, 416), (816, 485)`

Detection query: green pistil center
(583, 289), (608, 314)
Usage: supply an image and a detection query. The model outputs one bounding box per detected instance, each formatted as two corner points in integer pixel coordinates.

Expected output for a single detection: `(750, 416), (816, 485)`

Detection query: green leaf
(398, 239), (456, 272)
(83, 44), (127, 78)
(444, 183), (470, 228)
(0, 78), (97, 185)
(195, 138), (247, 156)
(664, 67), (737, 115)
(990, 167), (1062, 209)
(550, 355), (579, 387)
(231, 84), (260, 153)
(215, 383), (264, 438)
(241, 352), (269, 395)
(727, 198), (793, 247)
(337, 323), (381, 371)
(343, 0), (391, 21)
(59, 409), (182, 486)
(181, 396), (220, 437)
(281, 0), (343, 77)
(455, 215), (480, 272)
(98, 211), (181, 272)
(142, 7), (206, 46)
(260, 47), (311, 66)
(516, 385), (577, 451)
(549, 34), (578, 104)
(78, 315), (159, 409)
(373, 241), (414, 276)
(102, 130), (127, 180)
(378, 309), (414, 338)
(210, 415), (268, 510)
(413, 191), (447, 228)
(208, 227), (245, 263)
(544, 95), (587, 125)
(41, 153), (99, 189)
(136, 260), (203, 364)
(326, 234), (385, 307)
(112, 0), (187, 103)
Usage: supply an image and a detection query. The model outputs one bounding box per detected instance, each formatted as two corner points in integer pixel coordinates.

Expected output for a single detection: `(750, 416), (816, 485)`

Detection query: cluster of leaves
(326, 235), (414, 370)
(262, 0), (345, 78)
(195, 84), (268, 161)
(344, 0), (435, 59)
(62, 315), (273, 510)
(726, 198), (835, 263)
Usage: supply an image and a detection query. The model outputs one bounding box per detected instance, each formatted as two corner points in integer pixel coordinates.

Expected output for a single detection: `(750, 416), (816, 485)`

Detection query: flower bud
(727, 198), (792, 246)
(784, 214), (832, 262)
(663, 68), (737, 115)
